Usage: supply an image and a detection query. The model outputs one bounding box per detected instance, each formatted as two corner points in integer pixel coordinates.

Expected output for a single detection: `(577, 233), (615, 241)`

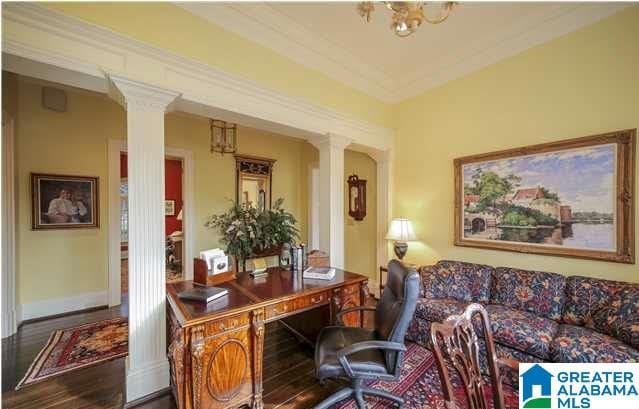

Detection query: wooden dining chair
(430, 303), (518, 409)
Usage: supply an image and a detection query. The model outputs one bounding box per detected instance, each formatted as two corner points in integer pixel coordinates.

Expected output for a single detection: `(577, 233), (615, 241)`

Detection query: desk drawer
(342, 284), (360, 296)
(265, 300), (294, 319)
(205, 312), (250, 337)
(295, 291), (329, 310)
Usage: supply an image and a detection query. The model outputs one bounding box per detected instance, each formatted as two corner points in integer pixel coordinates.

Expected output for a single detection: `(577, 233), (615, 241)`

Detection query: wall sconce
(210, 119), (237, 155)
(347, 174), (367, 221)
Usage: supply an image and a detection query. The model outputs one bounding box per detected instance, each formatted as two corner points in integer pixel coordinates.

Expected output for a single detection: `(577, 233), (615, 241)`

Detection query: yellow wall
(14, 77), (313, 304)
(344, 150), (377, 280)
(394, 7), (639, 282)
(44, 2), (392, 129)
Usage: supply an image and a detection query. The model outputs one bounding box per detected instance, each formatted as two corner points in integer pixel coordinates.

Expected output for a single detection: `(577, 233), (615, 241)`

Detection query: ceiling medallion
(357, 2), (456, 37)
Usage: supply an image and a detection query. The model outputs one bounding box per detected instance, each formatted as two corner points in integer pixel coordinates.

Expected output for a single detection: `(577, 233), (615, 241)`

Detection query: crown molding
(394, 3), (628, 101)
(2, 3), (393, 151)
(176, 3), (627, 103)
(176, 2), (396, 103)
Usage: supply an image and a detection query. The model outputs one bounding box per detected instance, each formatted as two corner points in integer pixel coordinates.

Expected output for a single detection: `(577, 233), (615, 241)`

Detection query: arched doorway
(472, 218), (486, 234)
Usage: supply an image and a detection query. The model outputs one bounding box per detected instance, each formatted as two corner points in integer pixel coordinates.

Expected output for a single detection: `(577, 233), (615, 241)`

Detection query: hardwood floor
(1, 300), (363, 409)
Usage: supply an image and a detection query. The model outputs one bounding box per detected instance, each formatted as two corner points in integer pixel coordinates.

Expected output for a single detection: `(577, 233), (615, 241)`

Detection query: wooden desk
(166, 267), (369, 409)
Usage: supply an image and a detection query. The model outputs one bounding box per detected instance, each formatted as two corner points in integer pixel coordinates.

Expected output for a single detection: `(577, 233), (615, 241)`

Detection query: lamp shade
(176, 209), (183, 221)
(385, 218), (417, 242)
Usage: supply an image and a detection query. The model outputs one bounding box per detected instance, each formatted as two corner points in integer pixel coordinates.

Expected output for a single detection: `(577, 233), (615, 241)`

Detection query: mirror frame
(234, 154), (276, 211)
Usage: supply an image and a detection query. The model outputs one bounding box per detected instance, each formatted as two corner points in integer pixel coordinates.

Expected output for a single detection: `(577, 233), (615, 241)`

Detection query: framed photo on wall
(454, 129), (635, 263)
(31, 173), (99, 230)
(165, 200), (176, 216)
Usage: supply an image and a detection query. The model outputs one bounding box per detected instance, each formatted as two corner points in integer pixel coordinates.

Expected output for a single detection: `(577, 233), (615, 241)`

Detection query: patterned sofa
(406, 260), (639, 364)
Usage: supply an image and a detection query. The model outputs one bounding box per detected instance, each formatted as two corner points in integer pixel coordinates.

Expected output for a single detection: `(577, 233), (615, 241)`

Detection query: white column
(109, 75), (179, 402)
(2, 112), (17, 338)
(371, 149), (393, 293)
(310, 134), (351, 269)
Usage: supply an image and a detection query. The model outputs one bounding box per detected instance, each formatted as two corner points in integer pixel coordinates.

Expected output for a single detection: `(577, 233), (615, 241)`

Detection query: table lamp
(385, 218), (417, 260)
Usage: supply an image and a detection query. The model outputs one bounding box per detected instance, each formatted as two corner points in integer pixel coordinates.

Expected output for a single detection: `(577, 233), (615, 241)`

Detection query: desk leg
(251, 309), (265, 409)
(360, 280), (369, 328)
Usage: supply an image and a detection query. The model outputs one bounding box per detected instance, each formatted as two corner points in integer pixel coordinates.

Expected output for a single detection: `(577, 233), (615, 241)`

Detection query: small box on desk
(193, 257), (236, 287)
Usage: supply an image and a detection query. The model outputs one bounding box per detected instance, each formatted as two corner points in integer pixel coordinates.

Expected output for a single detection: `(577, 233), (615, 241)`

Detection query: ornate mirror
(235, 154), (276, 212)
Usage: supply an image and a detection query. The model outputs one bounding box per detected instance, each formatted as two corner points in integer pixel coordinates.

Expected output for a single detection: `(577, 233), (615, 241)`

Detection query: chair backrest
(375, 260), (420, 371)
(430, 303), (507, 409)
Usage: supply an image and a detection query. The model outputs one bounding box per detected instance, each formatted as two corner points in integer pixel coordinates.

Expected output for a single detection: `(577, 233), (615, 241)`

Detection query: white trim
(108, 139), (123, 307)
(176, 2), (394, 103)
(1, 3), (393, 151)
(176, 3), (626, 103)
(108, 140), (195, 306)
(1, 112), (18, 337)
(370, 149), (394, 277)
(308, 165), (320, 250)
(125, 359), (170, 403)
(20, 291), (108, 322)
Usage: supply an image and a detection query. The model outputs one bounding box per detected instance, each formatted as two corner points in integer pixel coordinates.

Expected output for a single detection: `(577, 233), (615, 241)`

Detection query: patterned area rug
(335, 343), (519, 409)
(16, 317), (128, 390)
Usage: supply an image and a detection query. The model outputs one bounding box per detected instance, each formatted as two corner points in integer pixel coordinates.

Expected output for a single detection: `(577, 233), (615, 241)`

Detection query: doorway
(119, 154), (185, 295)
(107, 140), (194, 307)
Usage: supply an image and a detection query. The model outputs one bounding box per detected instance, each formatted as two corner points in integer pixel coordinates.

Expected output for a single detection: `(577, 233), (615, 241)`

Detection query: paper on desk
(199, 248), (225, 270)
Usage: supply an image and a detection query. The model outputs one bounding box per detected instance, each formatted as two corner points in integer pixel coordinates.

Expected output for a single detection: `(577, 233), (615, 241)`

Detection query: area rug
(335, 342), (519, 409)
(16, 317), (128, 390)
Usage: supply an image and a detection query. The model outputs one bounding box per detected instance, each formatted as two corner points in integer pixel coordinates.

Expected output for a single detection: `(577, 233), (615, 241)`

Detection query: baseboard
(20, 290), (108, 321)
(126, 358), (170, 403)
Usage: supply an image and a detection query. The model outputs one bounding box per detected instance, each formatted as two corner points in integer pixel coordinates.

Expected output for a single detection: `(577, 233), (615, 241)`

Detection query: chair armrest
(336, 340), (406, 378)
(336, 306), (376, 325)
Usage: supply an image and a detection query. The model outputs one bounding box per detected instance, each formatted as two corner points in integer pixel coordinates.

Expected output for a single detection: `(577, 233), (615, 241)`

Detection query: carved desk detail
(166, 267), (368, 409)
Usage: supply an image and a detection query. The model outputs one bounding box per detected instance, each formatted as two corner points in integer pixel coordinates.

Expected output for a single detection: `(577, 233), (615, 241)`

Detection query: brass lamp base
(393, 241), (408, 260)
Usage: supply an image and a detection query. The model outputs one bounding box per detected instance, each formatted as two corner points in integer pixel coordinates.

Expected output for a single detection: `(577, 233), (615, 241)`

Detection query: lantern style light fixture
(347, 174), (367, 221)
(210, 119), (237, 155)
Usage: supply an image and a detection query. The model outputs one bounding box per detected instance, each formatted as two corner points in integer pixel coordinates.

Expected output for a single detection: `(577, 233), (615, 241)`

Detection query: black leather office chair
(313, 260), (420, 409)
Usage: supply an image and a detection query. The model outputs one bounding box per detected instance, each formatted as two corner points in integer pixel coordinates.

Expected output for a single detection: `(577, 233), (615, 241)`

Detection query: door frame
(107, 139), (194, 307)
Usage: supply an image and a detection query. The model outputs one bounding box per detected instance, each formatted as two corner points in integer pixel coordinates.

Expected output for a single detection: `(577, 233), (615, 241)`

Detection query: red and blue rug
(15, 317), (128, 390)
(335, 342), (519, 409)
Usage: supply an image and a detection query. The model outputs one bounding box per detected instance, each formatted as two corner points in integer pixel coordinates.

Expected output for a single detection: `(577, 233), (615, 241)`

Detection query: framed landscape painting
(31, 173), (99, 230)
(454, 129), (635, 263)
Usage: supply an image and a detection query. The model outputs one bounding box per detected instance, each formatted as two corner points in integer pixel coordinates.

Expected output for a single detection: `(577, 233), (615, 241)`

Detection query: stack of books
(178, 287), (229, 303)
(302, 267), (336, 280)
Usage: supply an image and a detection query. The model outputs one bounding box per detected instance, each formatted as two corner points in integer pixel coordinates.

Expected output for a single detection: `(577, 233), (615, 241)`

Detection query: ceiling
(176, 2), (626, 103)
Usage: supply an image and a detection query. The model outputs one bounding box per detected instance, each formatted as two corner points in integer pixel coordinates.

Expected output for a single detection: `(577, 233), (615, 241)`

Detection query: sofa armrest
(417, 265), (436, 298)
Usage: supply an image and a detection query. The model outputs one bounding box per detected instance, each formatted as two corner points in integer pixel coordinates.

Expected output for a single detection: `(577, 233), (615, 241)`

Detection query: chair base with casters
(312, 260), (420, 409)
(314, 377), (403, 409)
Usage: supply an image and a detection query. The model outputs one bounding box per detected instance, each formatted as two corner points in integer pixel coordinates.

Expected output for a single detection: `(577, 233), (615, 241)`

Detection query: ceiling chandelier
(357, 2), (456, 38)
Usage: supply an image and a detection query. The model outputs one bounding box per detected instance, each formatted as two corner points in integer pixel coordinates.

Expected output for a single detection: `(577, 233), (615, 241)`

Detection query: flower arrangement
(205, 198), (299, 262)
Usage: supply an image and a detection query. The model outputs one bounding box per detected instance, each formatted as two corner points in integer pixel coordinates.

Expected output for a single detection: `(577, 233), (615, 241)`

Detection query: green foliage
(501, 205), (559, 227)
(205, 198), (299, 262)
(469, 170), (521, 210)
(539, 186), (560, 202)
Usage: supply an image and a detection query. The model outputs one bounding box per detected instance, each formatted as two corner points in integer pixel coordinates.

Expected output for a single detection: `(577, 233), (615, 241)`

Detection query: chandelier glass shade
(357, 1), (455, 37)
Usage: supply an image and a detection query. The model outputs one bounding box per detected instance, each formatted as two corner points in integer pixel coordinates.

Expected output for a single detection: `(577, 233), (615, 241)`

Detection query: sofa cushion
(406, 316), (433, 348)
(551, 324), (639, 363)
(414, 298), (467, 322)
(491, 267), (565, 321)
(591, 288), (639, 349)
(420, 260), (493, 303)
(563, 276), (639, 348)
(484, 305), (558, 360)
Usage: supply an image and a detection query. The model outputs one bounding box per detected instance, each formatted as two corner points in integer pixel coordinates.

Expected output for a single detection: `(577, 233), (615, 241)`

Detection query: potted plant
(205, 198), (299, 266)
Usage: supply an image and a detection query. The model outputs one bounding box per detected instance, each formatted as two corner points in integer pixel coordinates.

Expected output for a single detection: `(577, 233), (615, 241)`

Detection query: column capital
(108, 74), (180, 112)
(308, 133), (352, 150)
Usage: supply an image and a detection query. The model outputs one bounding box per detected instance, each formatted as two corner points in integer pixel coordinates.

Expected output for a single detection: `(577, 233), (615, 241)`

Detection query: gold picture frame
(454, 129), (635, 263)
